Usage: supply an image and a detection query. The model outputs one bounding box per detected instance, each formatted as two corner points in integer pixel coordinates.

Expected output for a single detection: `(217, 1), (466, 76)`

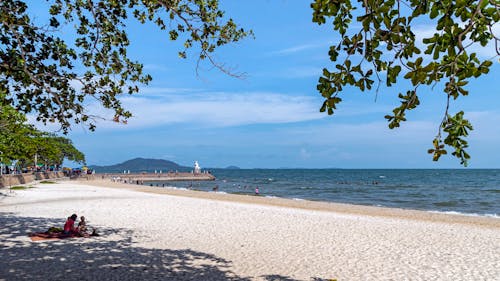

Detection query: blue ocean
(145, 169), (500, 217)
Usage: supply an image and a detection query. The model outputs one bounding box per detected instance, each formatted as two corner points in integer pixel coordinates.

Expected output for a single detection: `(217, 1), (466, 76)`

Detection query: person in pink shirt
(63, 214), (77, 235)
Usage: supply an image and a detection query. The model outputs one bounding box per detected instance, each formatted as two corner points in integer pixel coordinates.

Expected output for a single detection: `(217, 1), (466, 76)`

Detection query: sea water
(145, 169), (500, 217)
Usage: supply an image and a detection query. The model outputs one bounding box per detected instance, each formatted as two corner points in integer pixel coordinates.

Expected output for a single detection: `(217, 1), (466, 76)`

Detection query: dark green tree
(39, 135), (86, 166)
(0, 99), (34, 164)
(311, 0), (499, 165)
(1, 0), (251, 131)
(1, 100), (85, 168)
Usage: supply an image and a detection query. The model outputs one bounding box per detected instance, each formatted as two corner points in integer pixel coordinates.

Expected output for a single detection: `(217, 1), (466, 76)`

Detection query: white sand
(0, 181), (499, 281)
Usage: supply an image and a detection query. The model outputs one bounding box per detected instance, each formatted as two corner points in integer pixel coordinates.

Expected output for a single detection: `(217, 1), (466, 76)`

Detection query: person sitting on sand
(76, 216), (99, 237)
(77, 216), (87, 233)
(63, 214), (77, 235)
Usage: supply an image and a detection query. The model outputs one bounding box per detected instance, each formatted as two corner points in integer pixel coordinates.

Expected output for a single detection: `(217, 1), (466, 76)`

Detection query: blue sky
(30, 1), (500, 168)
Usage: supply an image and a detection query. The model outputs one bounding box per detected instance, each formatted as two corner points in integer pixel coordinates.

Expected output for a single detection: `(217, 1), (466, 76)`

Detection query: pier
(98, 172), (215, 182)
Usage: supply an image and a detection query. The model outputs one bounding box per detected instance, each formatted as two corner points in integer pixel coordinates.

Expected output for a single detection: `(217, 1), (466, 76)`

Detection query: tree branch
(457, 0), (485, 52)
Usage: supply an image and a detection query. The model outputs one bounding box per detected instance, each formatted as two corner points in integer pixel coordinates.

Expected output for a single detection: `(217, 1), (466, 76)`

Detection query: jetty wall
(0, 171), (214, 188)
(0, 172), (66, 188)
(97, 172), (215, 182)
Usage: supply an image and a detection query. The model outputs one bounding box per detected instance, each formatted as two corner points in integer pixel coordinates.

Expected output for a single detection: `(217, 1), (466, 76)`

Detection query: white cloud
(269, 41), (333, 56)
(23, 88), (325, 132)
(84, 90), (327, 130)
(270, 44), (320, 56)
(44, 87), (396, 132)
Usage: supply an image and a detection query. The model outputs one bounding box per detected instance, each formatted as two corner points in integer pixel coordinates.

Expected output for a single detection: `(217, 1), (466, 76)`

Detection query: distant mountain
(89, 158), (191, 173)
(225, 165), (241, 169)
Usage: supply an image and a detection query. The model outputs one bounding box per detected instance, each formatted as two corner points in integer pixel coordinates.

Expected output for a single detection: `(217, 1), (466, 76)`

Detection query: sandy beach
(1, 180), (499, 280)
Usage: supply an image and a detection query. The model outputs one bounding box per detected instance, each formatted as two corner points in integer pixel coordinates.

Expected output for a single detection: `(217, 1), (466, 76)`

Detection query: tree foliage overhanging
(0, 0), (251, 132)
(2, 1), (499, 166)
(312, 0), (499, 165)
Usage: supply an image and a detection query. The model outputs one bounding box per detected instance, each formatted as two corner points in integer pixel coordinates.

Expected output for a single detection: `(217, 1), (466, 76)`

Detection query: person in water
(255, 187), (259, 195)
(63, 214), (77, 235)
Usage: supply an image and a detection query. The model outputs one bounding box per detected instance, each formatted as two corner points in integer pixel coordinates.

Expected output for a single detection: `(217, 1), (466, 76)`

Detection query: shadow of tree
(0, 212), (252, 281)
(261, 274), (301, 281)
(261, 275), (332, 281)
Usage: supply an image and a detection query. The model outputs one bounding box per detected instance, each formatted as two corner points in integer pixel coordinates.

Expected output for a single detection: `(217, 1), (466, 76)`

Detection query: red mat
(29, 232), (89, 241)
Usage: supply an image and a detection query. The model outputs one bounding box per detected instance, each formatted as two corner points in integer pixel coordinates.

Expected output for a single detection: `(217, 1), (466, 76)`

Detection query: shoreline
(75, 179), (500, 229)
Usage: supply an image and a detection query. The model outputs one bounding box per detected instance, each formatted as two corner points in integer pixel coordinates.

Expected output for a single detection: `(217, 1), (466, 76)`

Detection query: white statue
(194, 161), (201, 174)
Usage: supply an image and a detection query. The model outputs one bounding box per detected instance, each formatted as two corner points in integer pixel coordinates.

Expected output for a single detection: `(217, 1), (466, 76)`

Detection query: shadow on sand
(0, 212), (332, 281)
(0, 212), (252, 280)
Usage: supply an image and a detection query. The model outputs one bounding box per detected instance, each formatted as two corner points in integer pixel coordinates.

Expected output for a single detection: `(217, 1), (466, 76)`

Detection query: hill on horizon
(89, 158), (192, 173)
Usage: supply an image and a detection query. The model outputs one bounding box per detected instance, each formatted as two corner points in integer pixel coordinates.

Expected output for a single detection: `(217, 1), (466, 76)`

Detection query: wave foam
(428, 210), (499, 219)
